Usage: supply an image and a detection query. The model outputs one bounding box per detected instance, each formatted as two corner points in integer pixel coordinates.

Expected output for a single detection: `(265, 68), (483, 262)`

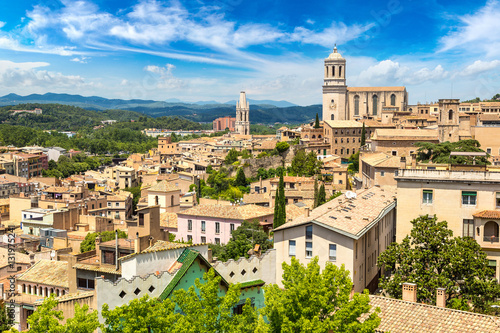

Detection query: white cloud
(460, 60), (500, 77)
(143, 64), (187, 90)
(70, 56), (89, 63)
(289, 22), (374, 47)
(440, 0), (500, 56)
(0, 21), (5, 29)
(0, 60), (87, 88)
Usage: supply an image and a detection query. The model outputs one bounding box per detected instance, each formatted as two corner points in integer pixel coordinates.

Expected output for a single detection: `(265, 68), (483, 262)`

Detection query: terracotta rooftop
(274, 187), (396, 239)
(160, 212), (178, 228)
(73, 263), (121, 275)
(371, 129), (438, 141)
(18, 259), (68, 288)
(473, 210), (500, 219)
(324, 120), (363, 128)
(179, 204), (274, 221)
(365, 295), (500, 333)
(0, 247), (31, 266)
(120, 240), (206, 261)
(148, 180), (181, 193)
(269, 176), (315, 183)
(243, 193), (269, 204)
(362, 153), (401, 168)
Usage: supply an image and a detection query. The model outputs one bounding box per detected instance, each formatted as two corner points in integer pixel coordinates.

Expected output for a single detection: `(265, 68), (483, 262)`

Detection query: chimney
(305, 207), (310, 217)
(410, 152), (417, 168)
(402, 283), (417, 303)
(400, 156), (406, 170)
(436, 288), (446, 308)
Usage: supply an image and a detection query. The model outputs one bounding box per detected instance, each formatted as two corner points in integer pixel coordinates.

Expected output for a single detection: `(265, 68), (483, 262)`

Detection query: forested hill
(0, 103), (204, 131)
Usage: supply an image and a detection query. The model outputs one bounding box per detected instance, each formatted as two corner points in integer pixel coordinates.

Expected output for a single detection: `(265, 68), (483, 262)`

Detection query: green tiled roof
(159, 249), (199, 301)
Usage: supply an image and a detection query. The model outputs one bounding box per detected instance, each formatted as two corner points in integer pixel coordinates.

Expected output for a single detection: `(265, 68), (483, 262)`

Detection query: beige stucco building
(395, 168), (500, 279)
(274, 187), (396, 293)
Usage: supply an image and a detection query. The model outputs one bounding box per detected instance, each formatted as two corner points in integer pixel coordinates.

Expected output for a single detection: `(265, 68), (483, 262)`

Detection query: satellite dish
(345, 191), (357, 199)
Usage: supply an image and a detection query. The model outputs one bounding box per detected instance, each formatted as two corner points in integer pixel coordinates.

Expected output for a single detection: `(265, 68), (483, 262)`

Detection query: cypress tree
(318, 184), (326, 206)
(234, 168), (247, 187)
(274, 168), (286, 228)
(361, 122), (366, 146)
(314, 113), (320, 128)
(274, 184), (281, 228)
(279, 169), (286, 225)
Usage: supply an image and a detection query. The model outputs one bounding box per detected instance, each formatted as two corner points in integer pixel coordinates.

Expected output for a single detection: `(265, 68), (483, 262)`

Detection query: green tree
(124, 183), (142, 213)
(415, 140), (489, 165)
(0, 299), (11, 332)
(305, 151), (322, 176)
(210, 220), (273, 262)
(378, 215), (500, 312)
(102, 295), (178, 333)
(64, 303), (100, 333)
(80, 230), (127, 253)
(348, 151), (360, 174)
(314, 113), (320, 129)
(172, 269), (258, 332)
(263, 257), (380, 333)
(234, 168), (248, 187)
(275, 142), (290, 163)
(225, 149), (240, 165)
(360, 122), (366, 146)
(26, 296), (63, 333)
(290, 149), (307, 176)
(317, 184), (326, 206)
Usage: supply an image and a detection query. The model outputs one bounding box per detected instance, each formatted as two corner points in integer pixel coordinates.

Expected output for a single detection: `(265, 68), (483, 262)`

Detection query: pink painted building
(175, 204), (274, 244)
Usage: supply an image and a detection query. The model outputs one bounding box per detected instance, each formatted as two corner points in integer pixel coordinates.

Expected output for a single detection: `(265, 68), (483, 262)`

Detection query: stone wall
(235, 146), (299, 178)
(212, 249), (276, 285)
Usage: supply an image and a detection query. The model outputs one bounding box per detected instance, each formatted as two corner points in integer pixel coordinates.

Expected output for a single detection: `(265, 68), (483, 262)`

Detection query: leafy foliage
(290, 150), (322, 177)
(0, 299), (11, 332)
(210, 220), (273, 262)
(64, 303), (100, 333)
(415, 140), (490, 165)
(314, 113), (320, 128)
(361, 122), (366, 146)
(275, 142), (290, 155)
(273, 169), (286, 229)
(263, 257), (380, 333)
(316, 184), (326, 206)
(348, 151), (360, 174)
(234, 168), (248, 187)
(377, 215), (500, 312)
(124, 183), (142, 213)
(80, 230), (127, 253)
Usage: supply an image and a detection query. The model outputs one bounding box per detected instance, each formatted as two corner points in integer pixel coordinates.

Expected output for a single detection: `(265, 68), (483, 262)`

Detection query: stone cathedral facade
(322, 47), (409, 121)
(235, 91), (250, 135)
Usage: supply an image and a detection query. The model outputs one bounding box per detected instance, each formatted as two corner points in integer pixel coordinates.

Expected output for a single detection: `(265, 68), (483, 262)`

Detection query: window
(116, 202), (119, 207)
(380, 171), (385, 177)
(462, 191), (477, 205)
(201, 236), (206, 243)
(201, 221), (206, 232)
(230, 224), (235, 233)
(463, 219), (474, 238)
(187, 235), (192, 241)
(423, 190), (433, 204)
(306, 225), (313, 239)
(289, 240), (296, 256)
(329, 244), (337, 261)
(448, 110), (453, 121)
(215, 222), (220, 234)
(215, 238), (220, 245)
(139, 213), (144, 226)
(372, 95), (378, 116)
(496, 193), (500, 208)
(487, 148), (492, 154)
(346, 149), (350, 155)
(155, 196), (159, 205)
(305, 242), (313, 258)
(78, 278), (95, 289)
(390, 94), (396, 106)
(354, 95), (360, 116)
(188, 220), (192, 232)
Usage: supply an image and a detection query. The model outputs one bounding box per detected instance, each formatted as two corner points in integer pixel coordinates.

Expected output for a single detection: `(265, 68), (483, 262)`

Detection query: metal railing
(483, 236), (500, 243)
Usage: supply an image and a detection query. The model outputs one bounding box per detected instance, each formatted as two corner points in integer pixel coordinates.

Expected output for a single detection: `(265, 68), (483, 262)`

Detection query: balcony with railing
(483, 235), (500, 243)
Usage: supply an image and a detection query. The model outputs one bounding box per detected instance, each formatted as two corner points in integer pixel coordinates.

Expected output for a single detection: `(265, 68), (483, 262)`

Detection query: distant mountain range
(0, 93), (320, 124)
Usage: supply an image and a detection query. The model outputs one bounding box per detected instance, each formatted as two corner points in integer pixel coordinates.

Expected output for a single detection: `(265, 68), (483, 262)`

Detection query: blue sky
(0, 0), (499, 105)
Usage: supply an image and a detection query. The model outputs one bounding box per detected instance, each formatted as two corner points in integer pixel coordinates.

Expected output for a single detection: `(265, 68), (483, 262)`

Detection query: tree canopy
(377, 215), (500, 312)
(80, 230), (127, 253)
(290, 150), (322, 177)
(263, 257), (380, 333)
(415, 140), (490, 165)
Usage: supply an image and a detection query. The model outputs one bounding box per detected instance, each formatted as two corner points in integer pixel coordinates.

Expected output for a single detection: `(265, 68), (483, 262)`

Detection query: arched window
(448, 110), (453, 121)
(39, 286), (42, 295)
(372, 95), (378, 116)
(312, 135), (316, 139)
(354, 95), (360, 116)
(332, 66), (335, 77)
(28, 285), (31, 294)
(45, 287), (48, 296)
(339, 66), (342, 77)
(331, 114), (334, 120)
(56, 289), (60, 297)
(50, 288), (54, 295)
(22, 284), (26, 293)
(155, 196), (159, 206)
(171, 195), (174, 207)
(390, 94), (396, 106)
(484, 221), (499, 238)
(318, 135), (322, 139)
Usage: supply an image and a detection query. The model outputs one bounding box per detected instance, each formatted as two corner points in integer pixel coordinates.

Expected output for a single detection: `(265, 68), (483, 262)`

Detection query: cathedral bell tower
(438, 99), (460, 143)
(235, 91), (250, 135)
(322, 46), (347, 121)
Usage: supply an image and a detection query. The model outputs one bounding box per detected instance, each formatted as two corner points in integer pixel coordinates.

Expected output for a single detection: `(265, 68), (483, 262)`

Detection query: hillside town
(0, 45), (499, 332)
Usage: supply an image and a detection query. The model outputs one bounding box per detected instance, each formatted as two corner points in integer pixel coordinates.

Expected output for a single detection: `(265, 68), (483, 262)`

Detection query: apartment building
(274, 186), (396, 293)
(395, 167), (500, 279)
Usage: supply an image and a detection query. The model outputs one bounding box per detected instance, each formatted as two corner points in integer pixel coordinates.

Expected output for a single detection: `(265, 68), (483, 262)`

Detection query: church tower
(438, 99), (460, 143)
(235, 91), (250, 135)
(322, 46), (348, 121)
